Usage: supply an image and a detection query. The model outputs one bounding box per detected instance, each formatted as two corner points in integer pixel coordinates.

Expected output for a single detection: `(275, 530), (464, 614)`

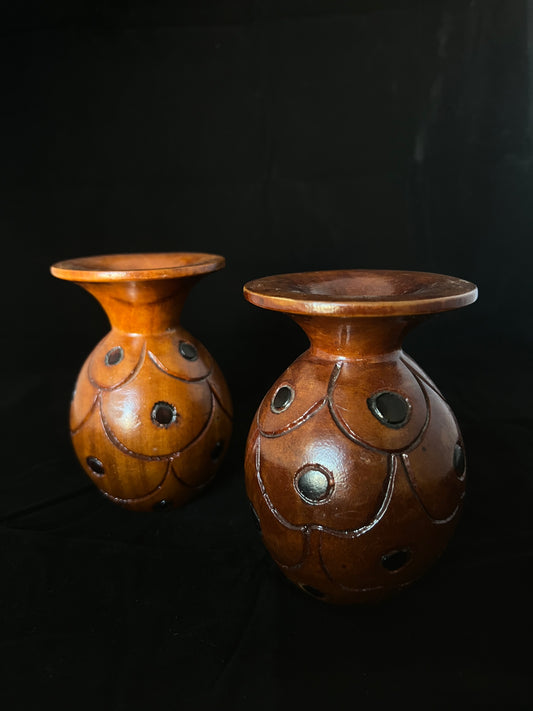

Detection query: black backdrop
(1, 1), (532, 708)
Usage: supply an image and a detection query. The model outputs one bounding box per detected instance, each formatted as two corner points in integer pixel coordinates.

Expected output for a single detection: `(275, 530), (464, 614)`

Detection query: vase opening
(244, 269), (477, 317)
(50, 252), (225, 282)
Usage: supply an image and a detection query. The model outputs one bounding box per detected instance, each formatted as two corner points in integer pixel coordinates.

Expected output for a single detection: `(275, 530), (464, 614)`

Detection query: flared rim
(50, 252), (225, 282)
(243, 269), (478, 317)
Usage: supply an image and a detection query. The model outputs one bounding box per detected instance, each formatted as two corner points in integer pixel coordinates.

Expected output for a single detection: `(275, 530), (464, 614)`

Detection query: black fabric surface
(1, 2), (532, 708)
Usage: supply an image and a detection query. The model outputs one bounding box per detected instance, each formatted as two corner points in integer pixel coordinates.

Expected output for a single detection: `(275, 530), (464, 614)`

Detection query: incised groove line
(209, 383), (233, 420)
(70, 391), (100, 436)
(272, 529), (311, 571)
(100, 461), (171, 503)
(400, 454), (461, 525)
(88, 341), (147, 391)
(258, 397), (327, 438)
(400, 356), (445, 400)
(327, 361), (431, 455)
(148, 349), (213, 382)
(99, 393), (214, 462)
(255, 433), (398, 538)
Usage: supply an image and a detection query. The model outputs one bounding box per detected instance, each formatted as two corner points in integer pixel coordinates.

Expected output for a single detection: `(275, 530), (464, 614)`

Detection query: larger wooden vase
(51, 253), (232, 512)
(244, 270), (477, 603)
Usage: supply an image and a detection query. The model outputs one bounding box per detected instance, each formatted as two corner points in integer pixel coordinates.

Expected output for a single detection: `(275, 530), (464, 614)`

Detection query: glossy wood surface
(51, 252), (225, 281)
(244, 270), (477, 604)
(51, 253), (232, 512)
(244, 269), (478, 316)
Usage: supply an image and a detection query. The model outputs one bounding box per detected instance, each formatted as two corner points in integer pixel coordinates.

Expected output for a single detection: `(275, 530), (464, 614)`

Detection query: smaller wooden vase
(51, 253), (232, 512)
(244, 270), (477, 604)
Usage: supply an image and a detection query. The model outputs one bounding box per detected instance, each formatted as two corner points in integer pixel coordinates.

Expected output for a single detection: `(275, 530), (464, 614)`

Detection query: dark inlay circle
(151, 401), (177, 427)
(381, 548), (411, 572)
(453, 442), (465, 477)
(368, 391), (411, 428)
(271, 385), (295, 413)
(153, 499), (172, 511)
(179, 341), (198, 361)
(249, 502), (261, 532)
(86, 456), (105, 476)
(105, 346), (124, 366)
(211, 440), (224, 461)
(300, 584), (326, 599)
(296, 466), (332, 504)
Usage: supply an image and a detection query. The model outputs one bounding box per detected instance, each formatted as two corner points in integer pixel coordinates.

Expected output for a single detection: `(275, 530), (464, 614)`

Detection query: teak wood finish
(243, 270), (478, 604)
(51, 253), (233, 512)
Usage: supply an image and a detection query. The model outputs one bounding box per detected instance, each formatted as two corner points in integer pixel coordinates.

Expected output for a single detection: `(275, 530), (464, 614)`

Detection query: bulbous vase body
(52, 253), (233, 512)
(71, 324), (232, 511)
(243, 269), (477, 604)
(245, 348), (465, 603)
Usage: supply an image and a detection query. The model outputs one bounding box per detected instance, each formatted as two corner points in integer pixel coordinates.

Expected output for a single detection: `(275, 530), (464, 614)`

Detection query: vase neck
(79, 277), (200, 334)
(292, 314), (427, 361)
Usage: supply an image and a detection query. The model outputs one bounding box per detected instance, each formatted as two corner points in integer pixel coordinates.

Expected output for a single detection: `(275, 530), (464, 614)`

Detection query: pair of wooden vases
(51, 253), (477, 604)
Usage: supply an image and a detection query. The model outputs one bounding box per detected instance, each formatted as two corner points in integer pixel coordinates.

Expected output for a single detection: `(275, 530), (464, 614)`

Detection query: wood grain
(244, 269), (477, 604)
(51, 253), (232, 512)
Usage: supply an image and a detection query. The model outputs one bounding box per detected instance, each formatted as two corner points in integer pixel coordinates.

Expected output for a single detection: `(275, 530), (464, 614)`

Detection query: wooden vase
(243, 270), (477, 604)
(51, 253), (233, 512)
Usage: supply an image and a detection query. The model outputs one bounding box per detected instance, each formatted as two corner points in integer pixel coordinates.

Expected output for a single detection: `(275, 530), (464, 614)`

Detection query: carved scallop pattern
(70, 328), (232, 511)
(245, 354), (466, 604)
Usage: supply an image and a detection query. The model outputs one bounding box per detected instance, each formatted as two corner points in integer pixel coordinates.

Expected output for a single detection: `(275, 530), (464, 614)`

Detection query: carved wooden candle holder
(244, 270), (477, 603)
(51, 253), (232, 512)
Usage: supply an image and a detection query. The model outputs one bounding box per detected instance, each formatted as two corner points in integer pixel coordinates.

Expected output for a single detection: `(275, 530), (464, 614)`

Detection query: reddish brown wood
(243, 270), (477, 604)
(51, 253), (232, 512)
